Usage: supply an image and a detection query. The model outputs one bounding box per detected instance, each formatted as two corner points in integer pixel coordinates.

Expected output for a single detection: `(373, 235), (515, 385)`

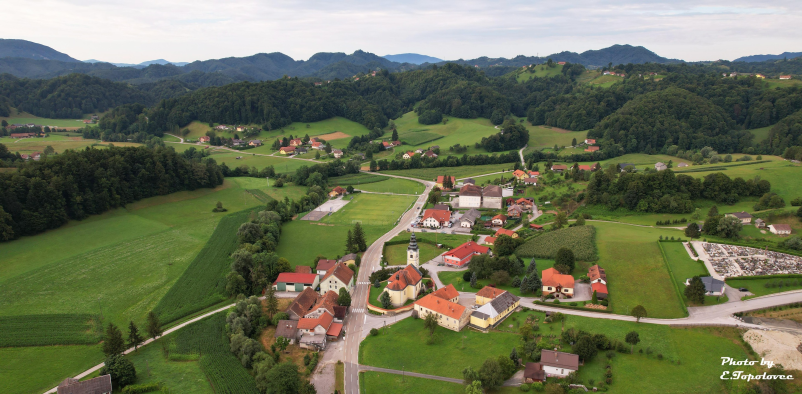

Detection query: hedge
(532, 301), (614, 314)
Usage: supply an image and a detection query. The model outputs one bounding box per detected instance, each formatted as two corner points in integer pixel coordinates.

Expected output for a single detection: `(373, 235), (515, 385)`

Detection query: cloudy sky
(4, 0), (801, 63)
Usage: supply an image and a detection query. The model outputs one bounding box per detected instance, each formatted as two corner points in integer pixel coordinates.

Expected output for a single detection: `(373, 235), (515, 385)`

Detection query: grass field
(592, 222), (687, 318)
(353, 178), (425, 195)
(725, 276), (802, 297)
(0, 344), (102, 394)
(438, 259), (569, 296)
(0, 134), (141, 155)
(660, 242), (728, 306)
(391, 111), (506, 156)
(515, 225), (597, 261)
(0, 109), (98, 128)
(126, 343), (213, 393)
(380, 163), (515, 180)
(524, 125), (588, 149)
(748, 125), (774, 144)
(165, 146), (320, 175)
(360, 371), (463, 394)
(765, 79), (802, 89)
(0, 314), (102, 347)
(514, 64), (564, 82)
(322, 193), (415, 226)
(384, 232), (471, 265)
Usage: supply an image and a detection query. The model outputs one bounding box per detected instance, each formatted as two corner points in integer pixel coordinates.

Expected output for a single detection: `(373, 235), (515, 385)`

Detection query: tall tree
(684, 276), (706, 304)
(338, 287), (352, 307)
(102, 323), (126, 356)
(127, 321), (143, 351)
(265, 286), (278, 318)
(100, 354), (137, 389)
(391, 129), (399, 141)
(555, 247), (575, 274)
(146, 311), (162, 339)
(625, 331), (640, 353)
(631, 305), (647, 322)
(424, 313), (438, 336)
(353, 222), (367, 252)
(573, 336), (597, 362)
(685, 222), (701, 239)
(345, 229), (355, 253)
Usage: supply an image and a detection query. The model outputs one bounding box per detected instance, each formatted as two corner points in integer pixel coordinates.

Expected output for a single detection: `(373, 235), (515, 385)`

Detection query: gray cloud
(4, 0), (800, 63)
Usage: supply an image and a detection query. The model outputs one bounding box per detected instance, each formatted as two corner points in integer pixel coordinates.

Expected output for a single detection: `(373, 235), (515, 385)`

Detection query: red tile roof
(287, 288), (319, 318)
(431, 284), (459, 300)
(484, 236), (497, 245)
(421, 209), (451, 224)
(542, 268), (574, 288)
(295, 265), (313, 274)
(476, 286), (506, 300)
(585, 146), (599, 152)
(297, 311), (334, 330)
(386, 265), (423, 291)
(280, 146), (296, 152)
(492, 214), (507, 221)
(591, 282), (608, 295)
(495, 228), (515, 237)
(436, 175), (455, 185)
(415, 292), (466, 320)
(326, 322), (343, 337)
(330, 186), (346, 195)
(322, 262), (354, 285)
(513, 169), (526, 178)
(275, 273), (318, 285)
(443, 241), (489, 261)
(317, 259), (337, 272)
(578, 165), (592, 171)
(310, 290), (339, 316)
(588, 265), (606, 282)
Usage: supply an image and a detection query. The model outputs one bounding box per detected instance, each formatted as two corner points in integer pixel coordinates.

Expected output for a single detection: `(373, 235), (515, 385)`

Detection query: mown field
(321, 193), (415, 226)
(0, 134), (141, 155)
(0, 344), (102, 394)
(514, 64), (564, 82)
(359, 310), (754, 393)
(384, 232), (472, 265)
(0, 314), (102, 347)
(725, 276), (802, 297)
(380, 163), (514, 180)
(524, 124), (588, 149)
(515, 225), (597, 260)
(0, 110), (99, 128)
(391, 111), (512, 157)
(329, 173), (425, 194)
(360, 371), (463, 394)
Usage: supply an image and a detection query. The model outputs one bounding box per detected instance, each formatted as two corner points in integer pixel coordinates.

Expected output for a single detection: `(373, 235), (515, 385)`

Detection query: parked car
(739, 288), (749, 292)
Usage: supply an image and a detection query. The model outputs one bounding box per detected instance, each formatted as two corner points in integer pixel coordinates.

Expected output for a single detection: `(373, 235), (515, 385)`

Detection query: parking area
(301, 197), (351, 221)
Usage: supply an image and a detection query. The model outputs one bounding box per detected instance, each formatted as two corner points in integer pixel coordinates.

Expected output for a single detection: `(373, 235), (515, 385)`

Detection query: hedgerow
(514, 225), (597, 261)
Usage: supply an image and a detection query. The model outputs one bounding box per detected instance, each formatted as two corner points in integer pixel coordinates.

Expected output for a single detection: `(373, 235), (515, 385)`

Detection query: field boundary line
(658, 241), (691, 317)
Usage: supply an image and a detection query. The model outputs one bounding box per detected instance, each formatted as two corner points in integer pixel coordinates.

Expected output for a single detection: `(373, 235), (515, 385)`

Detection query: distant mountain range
(733, 52), (802, 63)
(382, 53), (443, 65)
(83, 59), (190, 68)
(0, 38), (79, 62)
(443, 45), (682, 69)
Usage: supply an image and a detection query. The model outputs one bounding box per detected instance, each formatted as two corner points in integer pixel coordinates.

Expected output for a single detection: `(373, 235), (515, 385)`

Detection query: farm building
(726, 212), (753, 224)
(443, 241), (489, 267)
(769, 224), (792, 235)
(273, 273), (320, 292)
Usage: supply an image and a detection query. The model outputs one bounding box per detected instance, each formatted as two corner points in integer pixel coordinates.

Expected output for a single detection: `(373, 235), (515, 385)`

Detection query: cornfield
(153, 209), (255, 324)
(515, 225), (597, 261)
(0, 314), (102, 347)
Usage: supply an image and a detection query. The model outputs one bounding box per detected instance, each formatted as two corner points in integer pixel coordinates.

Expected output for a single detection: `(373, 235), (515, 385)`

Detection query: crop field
(329, 173), (389, 186)
(354, 178), (425, 194)
(398, 131), (443, 146)
(152, 209), (256, 324)
(0, 344), (102, 394)
(321, 194), (415, 226)
(0, 314), (102, 347)
(360, 371), (463, 394)
(380, 163), (514, 180)
(515, 225), (597, 260)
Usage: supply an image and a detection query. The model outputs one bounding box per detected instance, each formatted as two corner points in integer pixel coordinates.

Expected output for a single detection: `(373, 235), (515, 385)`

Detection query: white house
(319, 262), (354, 295)
(769, 224), (792, 235)
(458, 185), (483, 208)
(539, 350), (579, 377)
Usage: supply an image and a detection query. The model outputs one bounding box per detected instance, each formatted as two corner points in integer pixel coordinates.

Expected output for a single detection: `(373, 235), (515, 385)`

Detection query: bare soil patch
(314, 132), (350, 141)
(743, 329), (802, 371)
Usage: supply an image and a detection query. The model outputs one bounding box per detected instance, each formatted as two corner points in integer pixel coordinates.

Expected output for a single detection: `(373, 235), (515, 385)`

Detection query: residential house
(482, 185), (503, 209)
(655, 162), (668, 171)
(443, 241), (489, 267)
(591, 282), (608, 300)
(199, 136), (210, 143)
(507, 204), (523, 218)
(584, 139), (596, 144)
(619, 163), (636, 172)
(231, 139), (244, 146)
(431, 284), (460, 303)
(551, 165), (567, 173)
(513, 169), (527, 180)
(685, 276), (725, 296)
(475, 286), (506, 305)
(392, 141), (401, 147)
(413, 290), (470, 332)
(296, 147), (308, 154)
(305, 291), (338, 319)
(769, 224), (792, 235)
(421, 209), (451, 228)
(57, 375), (112, 394)
(423, 150), (438, 159)
(780, 75), (792, 80)
(273, 273), (320, 292)
(382, 264), (424, 307)
(529, 171), (540, 177)
(286, 288), (323, 320)
(463, 178), (476, 185)
(382, 141), (392, 148)
(435, 175), (456, 190)
(275, 320), (300, 344)
(403, 151), (415, 159)
(319, 262), (354, 295)
(677, 162), (689, 168)
(215, 125), (229, 130)
(414, 149), (423, 154)
(329, 186), (347, 197)
(491, 214), (507, 227)
(541, 268), (574, 298)
(469, 290), (520, 330)
(236, 126), (246, 132)
(312, 141), (325, 150)
(585, 146), (599, 152)
(279, 146), (296, 155)
(540, 350), (580, 377)
(726, 211), (753, 225)
(338, 253), (358, 265)
(755, 218), (766, 229)
(522, 177), (538, 186)
(494, 228), (518, 239)
(523, 363), (546, 383)
(484, 236), (497, 246)
(297, 312), (333, 350)
(588, 265), (607, 284)
(290, 138), (304, 146)
(557, 61), (566, 65)
(578, 165), (592, 171)
(458, 184), (483, 208)
(432, 204), (450, 211)
(249, 140), (262, 147)
(516, 198), (535, 210)
(332, 149), (344, 158)
(459, 209), (482, 228)
(316, 259), (338, 276)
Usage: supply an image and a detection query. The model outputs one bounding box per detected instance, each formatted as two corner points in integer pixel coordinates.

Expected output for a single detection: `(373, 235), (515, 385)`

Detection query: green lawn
(0, 344), (102, 394)
(360, 371), (464, 394)
(380, 163), (515, 181)
(438, 259), (572, 296)
(660, 242), (728, 306)
(0, 110), (99, 128)
(322, 193), (415, 226)
(748, 125), (774, 144)
(368, 282), (390, 308)
(126, 343), (213, 393)
(384, 232), (472, 265)
(725, 276), (802, 297)
(1, 135), (140, 155)
(592, 222), (687, 318)
(391, 111), (502, 156)
(354, 178), (425, 195)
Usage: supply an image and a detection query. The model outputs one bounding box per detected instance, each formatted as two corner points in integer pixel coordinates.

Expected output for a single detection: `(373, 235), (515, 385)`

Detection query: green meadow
(360, 371), (463, 394)
(514, 64), (564, 82)
(0, 109), (99, 128)
(380, 163), (514, 180)
(660, 242), (728, 305)
(0, 344), (102, 394)
(391, 111), (513, 157)
(525, 125), (588, 149)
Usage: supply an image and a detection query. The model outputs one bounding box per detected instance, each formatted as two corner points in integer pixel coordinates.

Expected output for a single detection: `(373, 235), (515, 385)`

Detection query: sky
(3, 0), (801, 63)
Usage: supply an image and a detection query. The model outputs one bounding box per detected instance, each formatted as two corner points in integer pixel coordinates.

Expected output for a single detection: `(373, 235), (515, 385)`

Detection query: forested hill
(0, 39), (79, 62)
(444, 45), (681, 68)
(734, 52), (802, 63)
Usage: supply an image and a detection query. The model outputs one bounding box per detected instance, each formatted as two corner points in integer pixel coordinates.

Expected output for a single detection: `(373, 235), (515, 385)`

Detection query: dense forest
(585, 167), (771, 213)
(0, 145), (224, 241)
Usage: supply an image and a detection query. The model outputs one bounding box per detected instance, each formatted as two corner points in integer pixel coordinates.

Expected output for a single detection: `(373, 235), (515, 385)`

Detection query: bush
(519, 383), (531, 392)
(370, 328), (379, 336)
(121, 383), (162, 393)
(569, 302), (577, 306)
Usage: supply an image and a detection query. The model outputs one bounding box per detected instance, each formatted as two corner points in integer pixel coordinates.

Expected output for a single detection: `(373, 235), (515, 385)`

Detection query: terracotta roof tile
(415, 292), (466, 320)
(431, 284), (459, 300)
(542, 268), (574, 288)
(322, 262), (354, 285)
(287, 288), (320, 318)
(297, 312), (334, 330)
(386, 265), (423, 291)
(476, 286), (506, 300)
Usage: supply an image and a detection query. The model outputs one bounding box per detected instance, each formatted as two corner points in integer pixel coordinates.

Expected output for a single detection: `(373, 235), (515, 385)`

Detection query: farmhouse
(685, 276), (725, 296)
(588, 265), (607, 284)
(491, 214), (507, 226)
(435, 175), (456, 189)
(57, 375), (112, 394)
(297, 312), (333, 350)
(578, 165), (592, 171)
(584, 146), (599, 152)
(316, 259), (338, 276)
(507, 204), (523, 218)
(584, 139), (596, 144)
(290, 138), (304, 146)
(513, 169), (527, 180)
(469, 290), (520, 330)
(319, 262), (354, 295)
(403, 151), (415, 159)
(199, 136), (210, 143)
(677, 162), (689, 168)
(305, 290), (338, 319)
(522, 177), (538, 185)
(382, 264), (424, 307)
(421, 209), (451, 228)
(769, 224), (792, 235)
(755, 218), (766, 229)
(540, 350), (580, 377)
(551, 165), (567, 173)
(415, 149), (423, 154)
(332, 149), (344, 158)
(382, 141), (392, 148)
(591, 282), (608, 300)
(443, 241), (489, 267)
(459, 209), (482, 228)
(458, 184), (483, 208)
(780, 75), (792, 80)
(273, 273), (320, 292)
(10, 132), (36, 138)
(275, 320), (299, 344)
(475, 286), (506, 305)
(329, 186), (347, 197)
(249, 140), (263, 147)
(414, 289), (470, 332)
(541, 268), (574, 298)
(424, 150), (438, 159)
(494, 228), (518, 239)
(279, 146), (296, 155)
(312, 141), (325, 150)
(286, 288), (322, 320)
(726, 211), (753, 225)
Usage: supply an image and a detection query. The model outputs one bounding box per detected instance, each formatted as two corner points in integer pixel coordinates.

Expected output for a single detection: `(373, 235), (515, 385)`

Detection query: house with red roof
(591, 282), (608, 300)
(328, 186), (347, 197)
(578, 165), (592, 171)
(557, 61), (566, 65)
(382, 141), (392, 148)
(584, 139), (596, 145)
(312, 141), (325, 150)
(273, 273), (320, 292)
(494, 228), (518, 239)
(316, 259), (338, 276)
(382, 264), (424, 307)
(435, 175), (456, 189)
(522, 177), (538, 186)
(403, 151), (415, 159)
(551, 165), (567, 173)
(529, 171), (540, 177)
(199, 136), (210, 143)
(421, 209), (451, 228)
(279, 146), (296, 155)
(414, 288), (470, 332)
(431, 284), (460, 303)
(542, 268), (574, 298)
(290, 138), (304, 146)
(492, 214), (507, 226)
(443, 241), (490, 267)
(513, 169), (527, 180)
(585, 146), (599, 152)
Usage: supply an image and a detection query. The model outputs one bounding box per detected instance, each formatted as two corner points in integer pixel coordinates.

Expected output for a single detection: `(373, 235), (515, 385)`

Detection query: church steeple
(407, 233), (420, 266)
